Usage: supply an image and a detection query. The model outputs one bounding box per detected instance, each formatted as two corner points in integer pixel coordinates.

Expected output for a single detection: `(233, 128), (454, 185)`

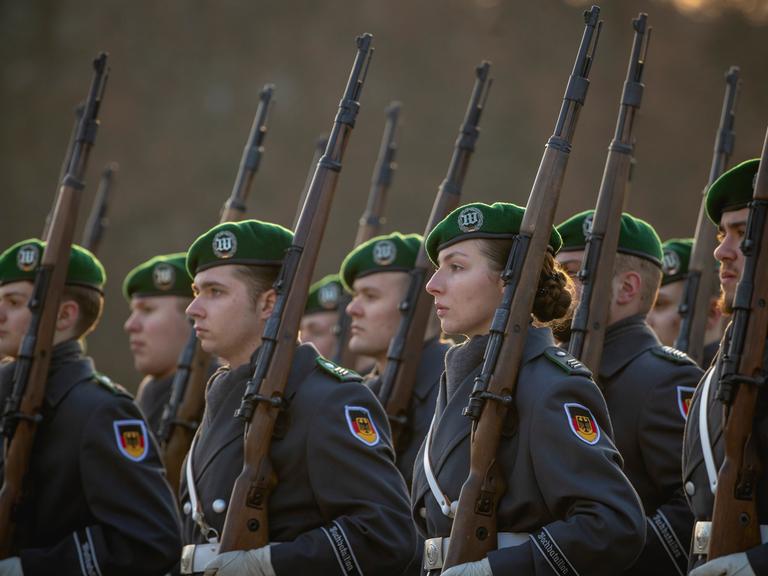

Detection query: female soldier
(411, 202), (646, 576)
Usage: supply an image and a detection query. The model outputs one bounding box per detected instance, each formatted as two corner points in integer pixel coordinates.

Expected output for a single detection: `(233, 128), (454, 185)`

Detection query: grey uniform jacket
(0, 340), (182, 576)
(683, 333), (768, 573)
(179, 343), (417, 576)
(136, 373), (173, 437)
(411, 326), (646, 575)
(598, 315), (703, 575)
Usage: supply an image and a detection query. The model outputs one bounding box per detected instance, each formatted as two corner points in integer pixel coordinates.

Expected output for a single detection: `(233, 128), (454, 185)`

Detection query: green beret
(424, 202), (562, 265)
(556, 210), (663, 267)
(186, 220), (294, 276)
(123, 253), (193, 300)
(706, 158), (759, 224)
(0, 238), (105, 291)
(305, 274), (343, 314)
(660, 238), (693, 286)
(340, 232), (422, 291)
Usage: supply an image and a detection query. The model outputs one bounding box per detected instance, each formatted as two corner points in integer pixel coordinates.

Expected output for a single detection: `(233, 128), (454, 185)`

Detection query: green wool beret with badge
(706, 158), (759, 224)
(556, 210), (663, 267)
(424, 201), (562, 265)
(186, 220), (294, 276)
(123, 253), (193, 300)
(340, 232), (422, 292)
(305, 274), (344, 314)
(660, 238), (693, 286)
(0, 238), (105, 291)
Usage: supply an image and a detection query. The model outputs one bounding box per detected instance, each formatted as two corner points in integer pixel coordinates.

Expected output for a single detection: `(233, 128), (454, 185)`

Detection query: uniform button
(685, 481), (695, 496)
(556, 350), (567, 357)
(419, 507), (427, 518)
(212, 499), (227, 514)
(182, 501), (192, 516)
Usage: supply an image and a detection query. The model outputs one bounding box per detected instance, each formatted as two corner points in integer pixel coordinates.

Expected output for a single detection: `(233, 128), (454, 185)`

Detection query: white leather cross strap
(185, 432), (219, 543)
(698, 369), (718, 495)
(423, 533), (529, 571)
(423, 416), (457, 518)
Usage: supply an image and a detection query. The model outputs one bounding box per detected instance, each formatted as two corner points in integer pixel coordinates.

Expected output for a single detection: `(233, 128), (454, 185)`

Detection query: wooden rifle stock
(0, 53), (109, 558)
(568, 13), (650, 372)
(334, 101), (402, 367)
(376, 64), (492, 446)
(674, 67), (740, 363)
(707, 126), (768, 559)
(442, 8), (601, 570)
(217, 34), (373, 551)
(81, 162), (118, 254)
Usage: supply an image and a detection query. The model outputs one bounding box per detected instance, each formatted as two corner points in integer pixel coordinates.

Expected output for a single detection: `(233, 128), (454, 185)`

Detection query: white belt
(423, 416), (457, 518)
(699, 369), (718, 495)
(423, 532), (529, 571)
(185, 432), (220, 543)
(692, 521), (768, 555)
(180, 542), (219, 575)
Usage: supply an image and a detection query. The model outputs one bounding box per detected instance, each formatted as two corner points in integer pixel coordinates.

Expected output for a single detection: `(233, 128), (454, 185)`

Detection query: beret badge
(457, 206), (483, 233)
(212, 230), (237, 259)
(372, 240), (397, 266)
(16, 243), (40, 273)
(662, 250), (681, 276)
(318, 282), (341, 310)
(152, 263), (176, 291)
(582, 213), (594, 240)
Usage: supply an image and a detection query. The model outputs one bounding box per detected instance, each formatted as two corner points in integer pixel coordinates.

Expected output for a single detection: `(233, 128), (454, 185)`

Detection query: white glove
(203, 545), (275, 576)
(441, 558), (492, 576)
(689, 552), (755, 576)
(0, 557), (23, 576)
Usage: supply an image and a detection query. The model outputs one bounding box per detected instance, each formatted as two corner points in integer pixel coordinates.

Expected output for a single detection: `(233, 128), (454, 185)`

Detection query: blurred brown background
(1, 0), (767, 390)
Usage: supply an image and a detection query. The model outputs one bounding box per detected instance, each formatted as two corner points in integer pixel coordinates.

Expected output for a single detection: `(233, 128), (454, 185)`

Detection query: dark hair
(62, 285), (104, 339)
(478, 238), (574, 324)
(231, 264), (280, 309)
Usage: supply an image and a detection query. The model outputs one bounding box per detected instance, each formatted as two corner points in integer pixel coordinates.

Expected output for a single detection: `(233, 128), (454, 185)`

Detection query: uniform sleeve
(746, 544), (768, 573)
(270, 383), (417, 576)
(487, 377), (646, 576)
(19, 397), (182, 576)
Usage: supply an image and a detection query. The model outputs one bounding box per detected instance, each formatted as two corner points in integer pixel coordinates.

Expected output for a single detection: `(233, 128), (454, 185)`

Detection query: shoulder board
(543, 347), (592, 377)
(93, 372), (130, 396)
(651, 345), (697, 366)
(315, 357), (362, 382)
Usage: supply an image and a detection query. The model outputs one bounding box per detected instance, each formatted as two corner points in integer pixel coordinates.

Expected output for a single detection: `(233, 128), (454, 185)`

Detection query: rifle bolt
(476, 527), (489, 541)
(247, 519), (260, 532)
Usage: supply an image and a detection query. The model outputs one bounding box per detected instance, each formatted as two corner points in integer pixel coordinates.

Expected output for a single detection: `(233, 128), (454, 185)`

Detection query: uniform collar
(599, 314), (659, 380)
(45, 340), (95, 407)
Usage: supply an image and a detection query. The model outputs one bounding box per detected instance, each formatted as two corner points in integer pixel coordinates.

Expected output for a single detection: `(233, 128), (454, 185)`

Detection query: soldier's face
(426, 239), (503, 338)
(124, 295), (192, 378)
(0, 281), (33, 358)
(346, 272), (409, 361)
(299, 311), (338, 358)
(714, 207), (748, 314)
(647, 280), (684, 346)
(555, 251), (584, 302)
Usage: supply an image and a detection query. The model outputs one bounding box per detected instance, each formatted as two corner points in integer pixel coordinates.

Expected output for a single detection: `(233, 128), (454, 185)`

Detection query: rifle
(158, 84), (276, 494)
(568, 13), (650, 372)
(674, 67), (740, 363)
(441, 8), (601, 570)
(218, 33), (373, 552)
(293, 135), (329, 230)
(0, 53), (109, 557)
(707, 126), (768, 559)
(375, 65), (491, 447)
(334, 101), (402, 367)
(81, 162), (118, 254)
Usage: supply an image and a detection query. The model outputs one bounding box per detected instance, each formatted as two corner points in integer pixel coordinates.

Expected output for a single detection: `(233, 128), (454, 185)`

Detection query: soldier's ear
(259, 288), (277, 320)
(55, 299), (80, 339)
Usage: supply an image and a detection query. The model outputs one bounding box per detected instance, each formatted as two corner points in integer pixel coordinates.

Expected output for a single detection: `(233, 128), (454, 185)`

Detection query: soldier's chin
(718, 289), (734, 315)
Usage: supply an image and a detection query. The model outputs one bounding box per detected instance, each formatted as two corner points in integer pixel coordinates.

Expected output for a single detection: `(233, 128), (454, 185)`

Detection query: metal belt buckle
(424, 537), (445, 571)
(693, 521), (711, 556)
(180, 542), (220, 575)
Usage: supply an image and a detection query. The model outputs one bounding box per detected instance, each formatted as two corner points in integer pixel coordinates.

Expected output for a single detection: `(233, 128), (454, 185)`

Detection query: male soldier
(0, 239), (181, 576)
(555, 211), (704, 575)
(647, 239), (724, 368)
(178, 220), (415, 576)
(685, 158), (768, 576)
(299, 274), (343, 359)
(123, 252), (196, 435)
(340, 232), (449, 484)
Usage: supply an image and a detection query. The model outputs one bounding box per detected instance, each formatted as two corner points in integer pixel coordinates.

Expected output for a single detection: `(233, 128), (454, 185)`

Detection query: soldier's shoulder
(314, 356), (363, 383)
(541, 346), (592, 377)
(648, 345), (699, 368)
(93, 372), (133, 398)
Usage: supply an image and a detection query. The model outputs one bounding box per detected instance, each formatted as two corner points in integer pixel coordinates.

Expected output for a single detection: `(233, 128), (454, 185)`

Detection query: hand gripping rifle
(441, 8), (601, 570)
(568, 13), (650, 372)
(376, 64), (492, 447)
(334, 101), (402, 367)
(674, 67), (740, 363)
(218, 34), (373, 551)
(81, 162), (118, 254)
(707, 127), (768, 559)
(0, 54), (109, 557)
(157, 83), (275, 494)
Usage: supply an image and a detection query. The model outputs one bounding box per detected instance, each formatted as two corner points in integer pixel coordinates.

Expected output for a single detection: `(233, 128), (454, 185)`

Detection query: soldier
(340, 232), (449, 484)
(123, 252), (196, 435)
(0, 239), (182, 576)
(178, 220), (416, 576)
(412, 202), (646, 576)
(685, 158), (768, 576)
(647, 239), (724, 368)
(555, 211), (704, 575)
(299, 274), (343, 359)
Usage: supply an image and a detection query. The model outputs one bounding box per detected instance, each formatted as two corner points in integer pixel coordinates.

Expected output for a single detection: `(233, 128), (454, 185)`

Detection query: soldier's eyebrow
(193, 280), (228, 291)
(438, 250), (468, 265)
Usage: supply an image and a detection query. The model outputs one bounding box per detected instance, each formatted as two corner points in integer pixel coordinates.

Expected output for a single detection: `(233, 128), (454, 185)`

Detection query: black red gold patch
(677, 386), (696, 420)
(113, 419), (149, 461)
(345, 406), (380, 446)
(564, 403), (600, 445)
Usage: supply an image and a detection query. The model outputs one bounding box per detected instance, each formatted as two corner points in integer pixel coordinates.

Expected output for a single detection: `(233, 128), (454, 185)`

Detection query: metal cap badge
(16, 243), (40, 272)
(457, 206), (484, 233)
(212, 230), (237, 259)
(372, 239), (397, 266)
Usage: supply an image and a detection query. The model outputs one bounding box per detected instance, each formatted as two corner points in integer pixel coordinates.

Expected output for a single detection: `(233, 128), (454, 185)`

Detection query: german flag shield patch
(677, 386), (696, 420)
(345, 406), (380, 447)
(113, 419), (149, 462)
(564, 403), (601, 445)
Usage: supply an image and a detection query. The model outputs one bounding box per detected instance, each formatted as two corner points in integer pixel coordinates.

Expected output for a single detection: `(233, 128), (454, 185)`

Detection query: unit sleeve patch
(113, 419), (149, 461)
(344, 405), (380, 446)
(564, 403), (601, 445)
(677, 386), (696, 420)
